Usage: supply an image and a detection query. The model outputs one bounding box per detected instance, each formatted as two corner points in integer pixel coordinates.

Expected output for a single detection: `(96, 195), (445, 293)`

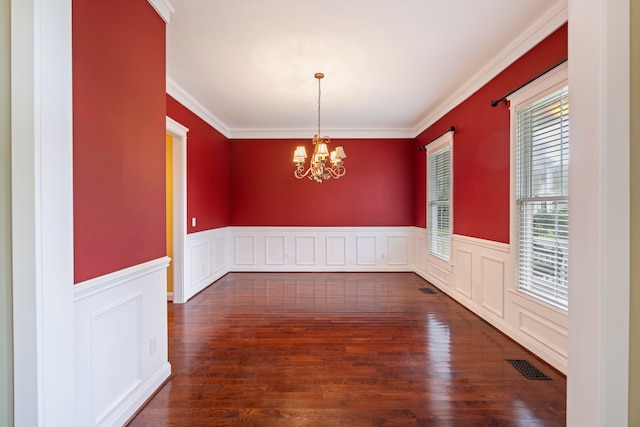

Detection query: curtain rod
(417, 126), (456, 151)
(490, 58), (568, 107)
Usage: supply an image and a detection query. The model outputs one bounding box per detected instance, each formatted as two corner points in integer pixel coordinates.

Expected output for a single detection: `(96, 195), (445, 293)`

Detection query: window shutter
(428, 145), (451, 260)
(516, 85), (569, 309)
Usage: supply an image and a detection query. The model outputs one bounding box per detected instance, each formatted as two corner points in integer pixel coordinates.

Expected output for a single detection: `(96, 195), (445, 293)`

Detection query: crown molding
(166, 1), (567, 141)
(147, 0), (174, 23)
(412, 1), (568, 137)
(167, 76), (413, 139)
(228, 128), (415, 140)
(167, 77), (231, 138)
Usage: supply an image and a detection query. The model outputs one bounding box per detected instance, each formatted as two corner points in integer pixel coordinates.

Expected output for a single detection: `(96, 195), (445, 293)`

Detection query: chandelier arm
(325, 166), (346, 178)
(294, 166), (313, 179)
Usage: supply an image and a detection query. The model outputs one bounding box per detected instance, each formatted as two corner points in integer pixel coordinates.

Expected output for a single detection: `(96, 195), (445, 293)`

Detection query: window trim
(508, 62), (568, 312)
(426, 131), (454, 263)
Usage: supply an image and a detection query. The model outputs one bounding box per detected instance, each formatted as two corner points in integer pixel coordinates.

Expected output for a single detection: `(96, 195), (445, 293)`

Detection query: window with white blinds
(428, 144), (451, 261)
(515, 85), (569, 309)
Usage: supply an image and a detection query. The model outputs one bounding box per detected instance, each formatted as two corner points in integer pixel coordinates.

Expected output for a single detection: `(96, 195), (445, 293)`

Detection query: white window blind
(516, 85), (569, 309)
(428, 145), (451, 260)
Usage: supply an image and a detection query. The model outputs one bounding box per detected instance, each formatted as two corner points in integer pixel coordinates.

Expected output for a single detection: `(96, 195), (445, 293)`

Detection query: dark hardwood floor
(127, 272), (566, 426)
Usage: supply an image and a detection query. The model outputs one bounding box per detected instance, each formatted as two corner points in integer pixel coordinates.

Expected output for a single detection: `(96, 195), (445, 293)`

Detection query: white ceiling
(166, 0), (567, 139)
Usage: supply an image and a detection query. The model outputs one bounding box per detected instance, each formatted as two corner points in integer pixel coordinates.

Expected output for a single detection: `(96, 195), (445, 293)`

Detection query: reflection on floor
(128, 272), (566, 426)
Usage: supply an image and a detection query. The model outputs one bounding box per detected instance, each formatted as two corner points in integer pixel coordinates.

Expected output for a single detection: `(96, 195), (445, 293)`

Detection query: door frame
(166, 117), (188, 303)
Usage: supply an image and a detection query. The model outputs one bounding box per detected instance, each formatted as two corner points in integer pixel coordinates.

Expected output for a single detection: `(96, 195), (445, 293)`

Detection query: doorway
(165, 117), (188, 303)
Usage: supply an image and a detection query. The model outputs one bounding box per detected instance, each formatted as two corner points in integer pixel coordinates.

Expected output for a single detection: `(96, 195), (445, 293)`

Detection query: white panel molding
(228, 227), (416, 272)
(426, 261), (452, 289)
(415, 235), (425, 269)
(266, 235), (286, 265)
(387, 236), (409, 265)
(190, 241), (211, 285)
(106, 364), (171, 427)
(479, 255), (505, 318)
(452, 234), (510, 253)
(74, 257), (171, 302)
(413, 227), (454, 291)
(517, 306), (568, 359)
(356, 236), (377, 266)
(184, 228), (230, 301)
(420, 267), (568, 372)
(179, 226), (567, 372)
(326, 236), (347, 265)
(453, 248), (473, 299)
(146, 0), (174, 23)
(213, 237), (227, 271)
(235, 235), (256, 265)
(74, 257), (172, 426)
(295, 236), (316, 265)
(415, 233), (568, 373)
(90, 294), (143, 426)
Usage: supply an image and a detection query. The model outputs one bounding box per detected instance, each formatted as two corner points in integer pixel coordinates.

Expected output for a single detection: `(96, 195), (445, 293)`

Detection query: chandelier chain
(317, 77), (321, 137)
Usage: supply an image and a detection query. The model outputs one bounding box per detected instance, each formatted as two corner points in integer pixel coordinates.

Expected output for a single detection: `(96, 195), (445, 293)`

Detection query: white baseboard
(107, 362), (171, 427)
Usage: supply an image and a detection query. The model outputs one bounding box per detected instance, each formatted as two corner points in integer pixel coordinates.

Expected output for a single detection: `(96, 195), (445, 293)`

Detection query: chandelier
(293, 73), (347, 183)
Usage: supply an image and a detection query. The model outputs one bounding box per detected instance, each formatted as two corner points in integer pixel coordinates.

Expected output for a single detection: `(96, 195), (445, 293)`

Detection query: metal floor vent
(418, 287), (436, 295)
(506, 359), (551, 380)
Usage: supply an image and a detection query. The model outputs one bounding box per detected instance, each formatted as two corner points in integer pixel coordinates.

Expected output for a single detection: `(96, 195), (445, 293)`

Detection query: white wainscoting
(179, 226), (568, 373)
(74, 257), (172, 427)
(228, 227), (416, 272)
(415, 232), (568, 373)
(184, 227), (230, 301)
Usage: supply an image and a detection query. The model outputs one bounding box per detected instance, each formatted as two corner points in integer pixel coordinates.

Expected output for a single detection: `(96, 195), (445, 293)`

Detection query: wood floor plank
(127, 272), (566, 426)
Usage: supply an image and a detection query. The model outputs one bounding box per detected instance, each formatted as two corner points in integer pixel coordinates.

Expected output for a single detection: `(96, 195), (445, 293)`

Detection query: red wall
(166, 95), (230, 232)
(229, 138), (415, 226)
(73, 0), (166, 283)
(414, 24), (568, 244)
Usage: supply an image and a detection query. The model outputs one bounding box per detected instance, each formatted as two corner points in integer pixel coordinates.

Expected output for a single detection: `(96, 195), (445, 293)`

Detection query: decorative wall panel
(326, 236), (346, 265)
(387, 236), (408, 265)
(184, 228), (230, 302)
(74, 257), (171, 426)
(90, 295), (142, 425)
(454, 248), (473, 298)
(415, 233), (567, 373)
(518, 307), (568, 359)
(266, 236), (286, 265)
(356, 236), (376, 265)
(415, 235), (425, 269)
(296, 236), (316, 265)
(480, 255), (505, 317)
(190, 242), (210, 286)
(235, 235), (256, 265)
